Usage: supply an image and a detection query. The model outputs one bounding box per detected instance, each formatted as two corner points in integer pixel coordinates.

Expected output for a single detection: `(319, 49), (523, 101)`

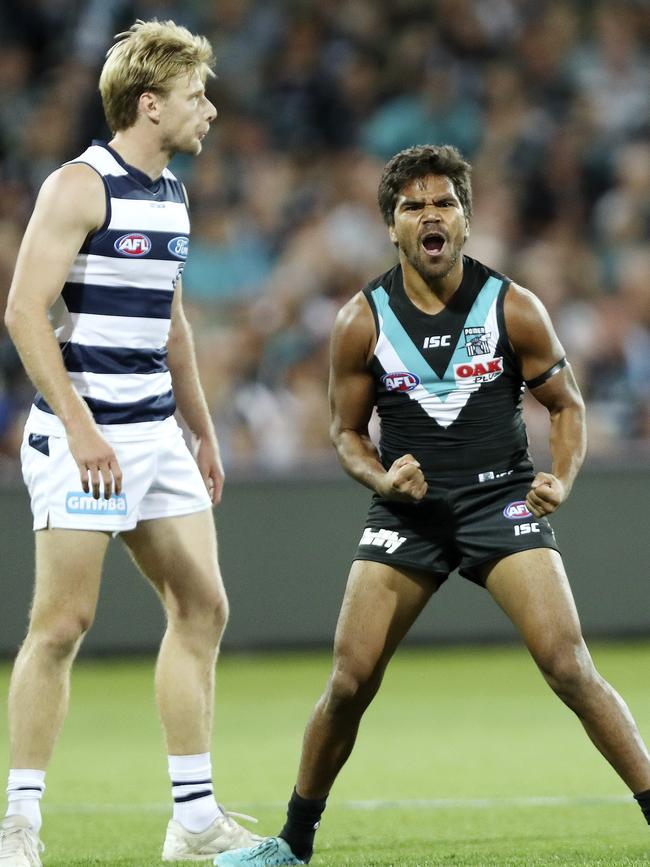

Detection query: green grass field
(1, 642), (649, 866)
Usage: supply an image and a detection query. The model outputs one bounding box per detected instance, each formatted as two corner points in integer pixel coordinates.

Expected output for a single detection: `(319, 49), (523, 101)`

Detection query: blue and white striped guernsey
(28, 141), (190, 440)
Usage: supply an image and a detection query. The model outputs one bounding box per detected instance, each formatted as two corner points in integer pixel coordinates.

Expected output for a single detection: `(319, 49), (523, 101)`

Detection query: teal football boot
(215, 836), (305, 866)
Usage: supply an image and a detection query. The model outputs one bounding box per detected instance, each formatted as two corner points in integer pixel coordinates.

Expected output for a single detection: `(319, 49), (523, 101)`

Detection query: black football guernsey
(362, 256), (529, 476)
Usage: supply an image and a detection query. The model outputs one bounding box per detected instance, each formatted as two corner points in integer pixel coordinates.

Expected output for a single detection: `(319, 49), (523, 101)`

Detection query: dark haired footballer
(217, 145), (650, 867)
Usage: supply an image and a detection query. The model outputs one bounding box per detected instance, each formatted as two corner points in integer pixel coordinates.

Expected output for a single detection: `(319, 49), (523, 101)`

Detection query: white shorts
(20, 417), (212, 532)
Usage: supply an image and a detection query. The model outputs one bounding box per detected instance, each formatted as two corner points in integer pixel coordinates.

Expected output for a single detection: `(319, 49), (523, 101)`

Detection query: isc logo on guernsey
(114, 233), (151, 257)
(65, 492), (128, 514)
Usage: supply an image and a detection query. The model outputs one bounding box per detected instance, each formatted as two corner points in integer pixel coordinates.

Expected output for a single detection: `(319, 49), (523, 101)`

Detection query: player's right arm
(329, 292), (427, 502)
(4, 164), (123, 499)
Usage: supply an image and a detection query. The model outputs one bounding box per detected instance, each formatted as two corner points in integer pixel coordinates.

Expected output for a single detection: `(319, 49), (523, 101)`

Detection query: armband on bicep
(524, 357), (568, 390)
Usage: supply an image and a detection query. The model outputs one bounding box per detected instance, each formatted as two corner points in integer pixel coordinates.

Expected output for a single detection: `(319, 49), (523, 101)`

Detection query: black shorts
(352, 461), (560, 586)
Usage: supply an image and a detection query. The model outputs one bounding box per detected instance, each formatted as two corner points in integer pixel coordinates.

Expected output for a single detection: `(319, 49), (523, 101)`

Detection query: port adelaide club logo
(464, 326), (491, 357)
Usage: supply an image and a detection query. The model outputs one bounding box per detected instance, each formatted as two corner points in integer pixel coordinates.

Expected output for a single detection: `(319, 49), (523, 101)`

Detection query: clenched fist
(377, 454), (428, 502)
(526, 472), (566, 517)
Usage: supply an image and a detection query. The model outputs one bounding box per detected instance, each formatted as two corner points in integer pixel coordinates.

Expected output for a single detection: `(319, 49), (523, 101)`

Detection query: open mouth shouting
(421, 231), (446, 258)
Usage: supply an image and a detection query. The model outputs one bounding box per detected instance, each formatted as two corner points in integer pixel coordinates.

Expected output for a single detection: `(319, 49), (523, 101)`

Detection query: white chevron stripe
(374, 297), (500, 429)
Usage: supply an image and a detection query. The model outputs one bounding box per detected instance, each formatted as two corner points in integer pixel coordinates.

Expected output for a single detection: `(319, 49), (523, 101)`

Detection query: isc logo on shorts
(65, 492), (128, 514)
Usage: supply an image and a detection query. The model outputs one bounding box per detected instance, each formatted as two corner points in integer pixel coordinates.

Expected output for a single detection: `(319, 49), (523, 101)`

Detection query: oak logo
(454, 357), (503, 383)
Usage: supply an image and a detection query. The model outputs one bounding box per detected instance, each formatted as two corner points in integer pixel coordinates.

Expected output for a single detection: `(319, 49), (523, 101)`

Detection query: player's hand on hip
(379, 454), (428, 502)
(194, 435), (225, 505)
(67, 425), (123, 500)
(526, 472), (565, 517)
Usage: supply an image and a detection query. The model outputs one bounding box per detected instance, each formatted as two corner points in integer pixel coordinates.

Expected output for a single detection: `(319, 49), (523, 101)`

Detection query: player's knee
(169, 579), (228, 640)
(325, 661), (382, 716)
(28, 612), (93, 660)
(537, 640), (596, 700)
(208, 584), (229, 637)
(210, 590), (229, 636)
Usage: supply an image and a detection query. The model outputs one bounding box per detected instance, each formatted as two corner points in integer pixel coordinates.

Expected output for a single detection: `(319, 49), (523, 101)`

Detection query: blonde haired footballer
(1, 20), (260, 866)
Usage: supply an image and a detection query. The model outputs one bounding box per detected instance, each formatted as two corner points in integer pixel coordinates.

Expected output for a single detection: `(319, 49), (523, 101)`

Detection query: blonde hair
(99, 19), (215, 133)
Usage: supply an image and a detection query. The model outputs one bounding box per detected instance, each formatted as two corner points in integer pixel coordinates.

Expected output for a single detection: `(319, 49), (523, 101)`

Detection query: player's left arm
(167, 277), (224, 505)
(505, 282), (586, 517)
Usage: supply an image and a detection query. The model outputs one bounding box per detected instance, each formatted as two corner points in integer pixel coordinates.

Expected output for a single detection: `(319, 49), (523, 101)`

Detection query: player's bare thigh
(333, 560), (441, 677)
(120, 509), (224, 610)
(481, 548), (583, 654)
(30, 528), (110, 633)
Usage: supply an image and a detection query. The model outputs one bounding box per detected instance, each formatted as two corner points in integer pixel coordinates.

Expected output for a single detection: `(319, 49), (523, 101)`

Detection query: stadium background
(1, 5), (649, 864)
(0, 0), (648, 654)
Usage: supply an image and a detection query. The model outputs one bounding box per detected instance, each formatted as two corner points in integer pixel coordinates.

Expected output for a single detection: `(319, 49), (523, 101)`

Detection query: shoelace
(0, 824), (44, 862)
(219, 806), (259, 826)
(247, 838), (282, 858)
(234, 837), (302, 866)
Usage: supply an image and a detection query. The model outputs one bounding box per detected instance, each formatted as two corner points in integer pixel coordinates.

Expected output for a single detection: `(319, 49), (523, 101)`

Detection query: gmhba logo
(65, 492), (128, 514)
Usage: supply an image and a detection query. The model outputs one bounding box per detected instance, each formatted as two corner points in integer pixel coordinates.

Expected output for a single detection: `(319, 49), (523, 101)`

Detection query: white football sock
(6, 769), (46, 833)
(168, 753), (222, 833)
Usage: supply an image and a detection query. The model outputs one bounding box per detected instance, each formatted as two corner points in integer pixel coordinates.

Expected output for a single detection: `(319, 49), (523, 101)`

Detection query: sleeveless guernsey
(27, 141), (189, 440)
(362, 256), (529, 475)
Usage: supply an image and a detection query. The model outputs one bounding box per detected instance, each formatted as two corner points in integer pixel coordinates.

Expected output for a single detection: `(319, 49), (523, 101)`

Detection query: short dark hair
(377, 144), (473, 226)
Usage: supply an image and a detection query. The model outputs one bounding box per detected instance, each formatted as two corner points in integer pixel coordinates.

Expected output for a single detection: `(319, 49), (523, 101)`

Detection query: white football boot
(0, 816), (44, 867)
(162, 809), (263, 861)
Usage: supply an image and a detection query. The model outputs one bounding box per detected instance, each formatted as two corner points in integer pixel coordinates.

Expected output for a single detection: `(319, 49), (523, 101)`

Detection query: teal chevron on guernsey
(371, 275), (502, 404)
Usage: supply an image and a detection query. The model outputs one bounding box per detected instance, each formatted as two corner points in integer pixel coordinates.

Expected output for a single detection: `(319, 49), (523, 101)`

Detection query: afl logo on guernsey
(167, 236), (189, 259)
(381, 371), (420, 392)
(114, 233), (152, 257)
(503, 501), (533, 520)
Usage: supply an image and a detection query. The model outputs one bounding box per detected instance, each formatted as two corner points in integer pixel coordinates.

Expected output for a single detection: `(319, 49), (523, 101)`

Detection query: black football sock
(279, 788), (328, 863)
(634, 788), (650, 825)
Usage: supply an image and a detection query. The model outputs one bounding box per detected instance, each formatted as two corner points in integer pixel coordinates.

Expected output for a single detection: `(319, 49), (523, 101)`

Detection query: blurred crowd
(0, 0), (649, 478)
